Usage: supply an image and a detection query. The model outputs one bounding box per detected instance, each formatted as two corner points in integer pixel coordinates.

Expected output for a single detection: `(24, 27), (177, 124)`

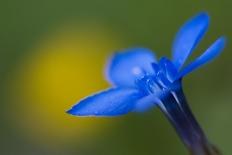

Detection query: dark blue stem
(158, 84), (221, 155)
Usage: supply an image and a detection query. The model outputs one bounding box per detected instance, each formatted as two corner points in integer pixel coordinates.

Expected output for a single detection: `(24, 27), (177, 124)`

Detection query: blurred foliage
(0, 0), (231, 155)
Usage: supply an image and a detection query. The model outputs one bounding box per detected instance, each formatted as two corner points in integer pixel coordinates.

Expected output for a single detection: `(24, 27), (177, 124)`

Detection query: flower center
(135, 57), (181, 99)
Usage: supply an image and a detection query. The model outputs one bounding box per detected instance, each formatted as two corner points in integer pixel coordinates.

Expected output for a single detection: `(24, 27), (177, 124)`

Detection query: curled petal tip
(219, 36), (227, 45)
(193, 12), (210, 27)
(197, 11), (210, 20)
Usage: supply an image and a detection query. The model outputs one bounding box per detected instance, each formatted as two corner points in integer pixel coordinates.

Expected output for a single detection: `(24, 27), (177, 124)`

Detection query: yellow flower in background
(7, 23), (122, 147)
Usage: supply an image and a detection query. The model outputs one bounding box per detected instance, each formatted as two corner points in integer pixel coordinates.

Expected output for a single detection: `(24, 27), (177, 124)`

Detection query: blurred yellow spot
(8, 23), (122, 146)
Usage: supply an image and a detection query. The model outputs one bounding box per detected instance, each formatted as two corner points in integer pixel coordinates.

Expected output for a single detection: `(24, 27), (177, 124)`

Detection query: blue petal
(172, 12), (210, 69)
(177, 37), (226, 78)
(133, 94), (159, 112)
(159, 57), (178, 82)
(105, 48), (157, 87)
(67, 87), (144, 116)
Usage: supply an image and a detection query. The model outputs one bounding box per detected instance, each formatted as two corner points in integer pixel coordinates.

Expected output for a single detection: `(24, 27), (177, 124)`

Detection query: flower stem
(158, 85), (221, 155)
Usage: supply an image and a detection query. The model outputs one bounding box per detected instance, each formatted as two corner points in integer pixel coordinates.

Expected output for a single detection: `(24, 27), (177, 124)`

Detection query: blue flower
(67, 12), (226, 154)
(67, 12), (226, 117)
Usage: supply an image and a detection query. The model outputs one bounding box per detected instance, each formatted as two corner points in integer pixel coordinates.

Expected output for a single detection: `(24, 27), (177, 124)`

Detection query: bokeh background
(0, 0), (231, 155)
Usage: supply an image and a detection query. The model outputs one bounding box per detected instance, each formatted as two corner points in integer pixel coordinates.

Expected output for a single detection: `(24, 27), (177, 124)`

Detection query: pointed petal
(133, 94), (159, 112)
(67, 88), (144, 117)
(178, 37), (226, 78)
(105, 48), (157, 87)
(172, 12), (210, 69)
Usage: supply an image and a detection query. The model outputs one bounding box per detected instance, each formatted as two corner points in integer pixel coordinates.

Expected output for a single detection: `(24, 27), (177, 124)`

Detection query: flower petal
(159, 57), (178, 82)
(105, 48), (157, 87)
(177, 37), (226, 78)
(172, 12), (210, 69)
(67, 87), (144, 116)
(133, 94), (159, 112)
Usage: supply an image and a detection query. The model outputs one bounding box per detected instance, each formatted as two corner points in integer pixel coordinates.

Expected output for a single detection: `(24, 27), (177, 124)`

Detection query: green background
(0, 0), (231, 155)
